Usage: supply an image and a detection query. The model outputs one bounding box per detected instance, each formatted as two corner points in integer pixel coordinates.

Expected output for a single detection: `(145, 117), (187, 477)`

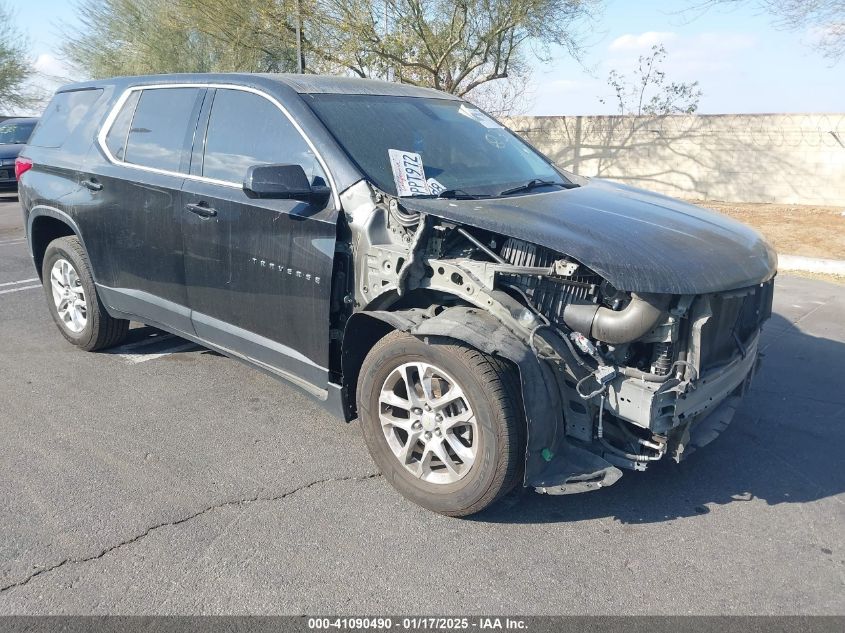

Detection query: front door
(180, 87), (337, 396)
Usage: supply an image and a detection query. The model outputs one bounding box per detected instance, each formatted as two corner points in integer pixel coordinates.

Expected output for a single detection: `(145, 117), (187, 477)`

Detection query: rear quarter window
(104, 91), (140, 161)
(28, 89), (104, 148)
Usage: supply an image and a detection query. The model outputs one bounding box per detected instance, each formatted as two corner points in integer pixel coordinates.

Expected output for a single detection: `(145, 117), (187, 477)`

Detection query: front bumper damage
(536, 340), (760, 494)
(351, 302), (763, 496)
(531, 310), (765, 494)
(340, 183), (775, 495)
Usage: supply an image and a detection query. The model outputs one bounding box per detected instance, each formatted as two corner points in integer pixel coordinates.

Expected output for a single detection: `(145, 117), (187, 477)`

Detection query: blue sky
(13, 0), (845, 115)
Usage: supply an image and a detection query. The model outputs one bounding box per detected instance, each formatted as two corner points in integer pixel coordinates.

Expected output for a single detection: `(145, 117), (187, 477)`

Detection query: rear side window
(104, 91), (140, 161)
(124, 88), (202, 173)
(29, 89), (103, 148)
(202, 88), (325, 185)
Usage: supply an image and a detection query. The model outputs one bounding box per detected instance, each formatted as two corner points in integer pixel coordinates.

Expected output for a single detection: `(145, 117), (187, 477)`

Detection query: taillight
(14, 156), (33, 180)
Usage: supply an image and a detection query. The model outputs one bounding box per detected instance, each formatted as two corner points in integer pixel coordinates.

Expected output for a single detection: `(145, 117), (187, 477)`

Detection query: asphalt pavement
(0, 193), (843, 615)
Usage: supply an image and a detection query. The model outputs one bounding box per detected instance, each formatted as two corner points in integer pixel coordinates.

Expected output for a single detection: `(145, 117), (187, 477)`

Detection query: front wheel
(42, 236), (129, 351)
(357, 331), (525, 516)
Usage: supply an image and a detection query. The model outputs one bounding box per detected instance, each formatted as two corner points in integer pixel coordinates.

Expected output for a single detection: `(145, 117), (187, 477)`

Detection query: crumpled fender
(349, 306), (622, 493)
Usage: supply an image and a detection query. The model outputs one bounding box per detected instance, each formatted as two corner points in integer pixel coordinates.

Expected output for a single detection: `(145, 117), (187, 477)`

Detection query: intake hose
(562, 293), (670, 345)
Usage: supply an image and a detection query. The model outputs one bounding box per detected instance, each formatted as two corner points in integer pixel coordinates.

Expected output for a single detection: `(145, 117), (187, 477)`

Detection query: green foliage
(0, 1), (37, 112)
(310, 0), (598, 97)
(61, 0), (301, 78)
(62, 0), (599, 113)
(601, 44), (702, 115)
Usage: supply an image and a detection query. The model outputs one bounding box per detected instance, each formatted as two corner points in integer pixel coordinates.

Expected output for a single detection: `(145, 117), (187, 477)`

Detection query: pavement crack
(0, 472), (382, 595)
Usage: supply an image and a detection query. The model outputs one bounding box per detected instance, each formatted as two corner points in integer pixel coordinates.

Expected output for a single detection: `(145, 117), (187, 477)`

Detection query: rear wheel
(358, 330), (524, 516)
(42, 236), (129, 351)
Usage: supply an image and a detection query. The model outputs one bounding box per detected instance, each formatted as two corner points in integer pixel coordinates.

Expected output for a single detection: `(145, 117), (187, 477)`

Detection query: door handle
(185, 202), (217, 218)
(81, 178), (103, 192)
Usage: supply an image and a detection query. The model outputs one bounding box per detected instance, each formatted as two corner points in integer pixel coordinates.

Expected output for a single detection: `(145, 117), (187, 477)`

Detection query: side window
(28, 89), (103, 148)
(124, 88), (201, 173)
(104, 91), (140, 161)
(202, 89), (326, 185)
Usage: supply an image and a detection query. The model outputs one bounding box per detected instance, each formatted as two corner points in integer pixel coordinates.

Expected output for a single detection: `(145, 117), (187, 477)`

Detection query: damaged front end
(338, 180), (776, 495)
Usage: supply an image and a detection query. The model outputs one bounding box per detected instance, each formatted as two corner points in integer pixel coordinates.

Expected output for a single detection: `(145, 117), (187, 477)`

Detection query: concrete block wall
(506, 113), (845, 206)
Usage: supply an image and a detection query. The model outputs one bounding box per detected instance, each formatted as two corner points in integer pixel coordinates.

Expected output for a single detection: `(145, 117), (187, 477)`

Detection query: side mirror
(243, 164), (314, 201)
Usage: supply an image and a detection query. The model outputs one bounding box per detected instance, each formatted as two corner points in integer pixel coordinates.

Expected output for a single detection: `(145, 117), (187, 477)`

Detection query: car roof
(262, 74), (459, 99)
(55, 73), (459, 101)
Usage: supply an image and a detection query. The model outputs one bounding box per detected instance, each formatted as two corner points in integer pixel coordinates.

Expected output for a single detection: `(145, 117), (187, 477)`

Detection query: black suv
(18, 74), (776, 516)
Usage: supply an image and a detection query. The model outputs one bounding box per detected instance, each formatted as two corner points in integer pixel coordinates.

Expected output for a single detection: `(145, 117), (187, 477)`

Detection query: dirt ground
(780, 269), (845, 285)
(685, 199), (845, 260)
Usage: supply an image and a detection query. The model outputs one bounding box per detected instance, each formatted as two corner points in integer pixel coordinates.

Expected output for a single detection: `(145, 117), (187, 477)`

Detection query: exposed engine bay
(335, 180), (775, 495)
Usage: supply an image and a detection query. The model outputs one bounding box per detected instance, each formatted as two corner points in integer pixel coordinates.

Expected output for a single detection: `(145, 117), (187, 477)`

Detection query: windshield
(0, 121), (36, 145)
(305, 94), (568, 197)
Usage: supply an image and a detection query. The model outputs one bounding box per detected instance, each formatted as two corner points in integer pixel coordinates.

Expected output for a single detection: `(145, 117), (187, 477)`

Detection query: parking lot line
(0, 283), (41, 295)
(0, 277), (38, 287)
(0, 238), (26, 246)
(109, 333), (176, 353)
(108, 332), (202, 364)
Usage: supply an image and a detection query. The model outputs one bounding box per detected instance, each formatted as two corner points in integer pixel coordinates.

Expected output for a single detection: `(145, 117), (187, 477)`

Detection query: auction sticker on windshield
(389, 149), (430, 197)
(427, 178), (447, 196)
(458, 104), (502, 129)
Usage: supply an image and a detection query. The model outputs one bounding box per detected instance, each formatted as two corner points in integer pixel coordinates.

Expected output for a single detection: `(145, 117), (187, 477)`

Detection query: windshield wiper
(498, 179), (574, 196)
(436, 189), (487, 200)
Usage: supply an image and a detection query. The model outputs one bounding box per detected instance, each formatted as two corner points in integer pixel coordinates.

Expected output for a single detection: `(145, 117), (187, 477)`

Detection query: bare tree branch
(691, 0), (844, 61)
(601, 44), (702, 116)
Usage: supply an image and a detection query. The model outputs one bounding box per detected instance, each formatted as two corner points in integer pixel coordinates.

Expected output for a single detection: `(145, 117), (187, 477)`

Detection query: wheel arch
(341, 288), (471, 420)
(28, 207), (86, 281)
(341, 312), (397, 421)
(342, 305), (622, 492)
(341, 305), (531, 422)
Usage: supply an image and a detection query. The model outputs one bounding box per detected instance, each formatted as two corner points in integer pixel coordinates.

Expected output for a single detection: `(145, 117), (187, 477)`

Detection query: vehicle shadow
(101, 325), (217, 359)
(474, 312), (845, 524)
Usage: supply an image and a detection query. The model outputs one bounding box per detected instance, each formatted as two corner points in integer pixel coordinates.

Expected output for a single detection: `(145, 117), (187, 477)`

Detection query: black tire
(358, 330), (525, 517)
(41, 236), (129, 351)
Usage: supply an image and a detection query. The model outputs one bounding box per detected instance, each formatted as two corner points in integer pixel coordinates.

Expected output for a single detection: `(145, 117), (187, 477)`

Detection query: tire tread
(43, 236), (129, 351)
(360, 330), (525, 517)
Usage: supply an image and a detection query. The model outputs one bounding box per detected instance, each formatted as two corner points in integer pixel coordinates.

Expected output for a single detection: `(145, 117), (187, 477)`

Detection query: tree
(62, 0), (301, 77)
(695, 1), (844, 61)
(0, 1), (37, 113)
(601, 44), (702, 115)
(310, 0), (597, 98)
(63, 0), (600, 114)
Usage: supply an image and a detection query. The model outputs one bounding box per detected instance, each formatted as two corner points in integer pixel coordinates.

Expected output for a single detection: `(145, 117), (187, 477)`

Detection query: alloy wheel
(50, 258), (88, 333)
(378, 361), (478, 484)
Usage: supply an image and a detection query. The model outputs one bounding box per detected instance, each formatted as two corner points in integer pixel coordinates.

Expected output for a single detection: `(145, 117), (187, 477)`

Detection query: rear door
(83, 86), (206, 333)
(181, 87), (337, 396)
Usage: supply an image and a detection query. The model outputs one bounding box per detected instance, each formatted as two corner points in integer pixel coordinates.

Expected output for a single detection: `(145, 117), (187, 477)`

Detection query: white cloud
(609, 31), (679, 52)
(603, 31), (758, 80)
(33, 53), (74, 81)
(5, 53), (79, 115)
